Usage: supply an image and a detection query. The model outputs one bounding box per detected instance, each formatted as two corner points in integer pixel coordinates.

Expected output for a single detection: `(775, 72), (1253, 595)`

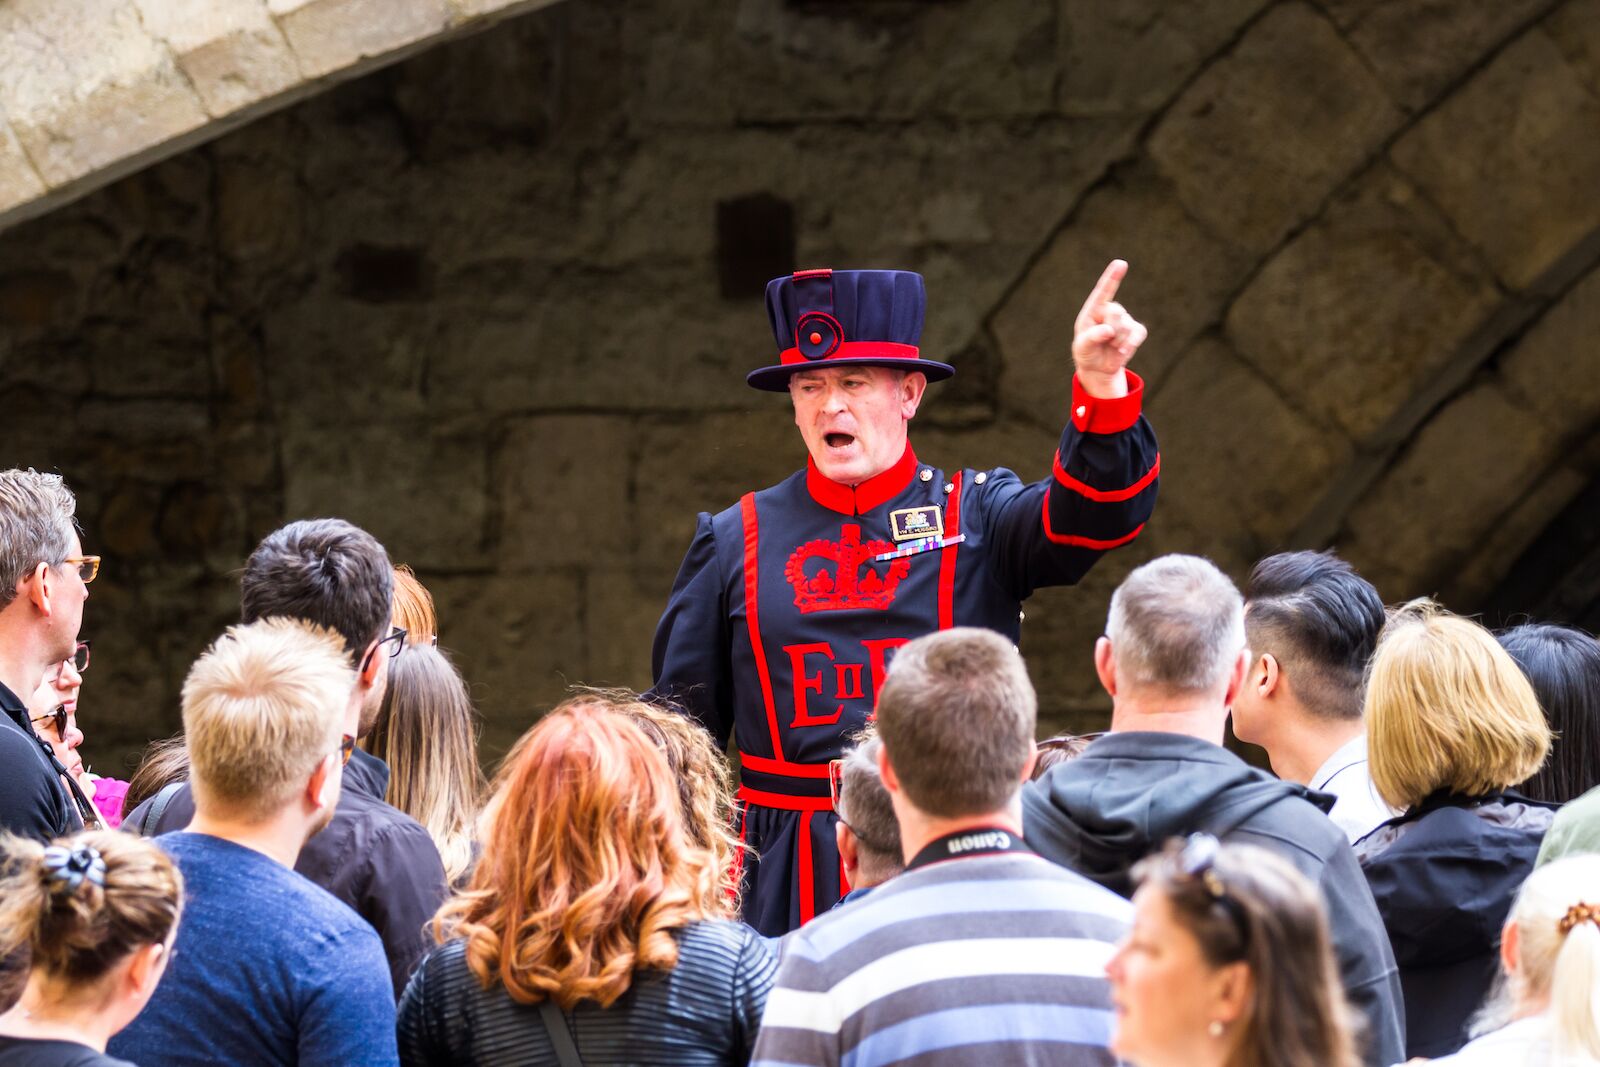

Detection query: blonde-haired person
(1355, 599), (1556, 1060)
(1424, 855), (1600, 1065)
(365, 644), (485, 885)
(108, 619), (398, 1067)
(1107, 836), (1361, 1067)
(0, 831), (181, 1067)
(398, 700), (775, 1066)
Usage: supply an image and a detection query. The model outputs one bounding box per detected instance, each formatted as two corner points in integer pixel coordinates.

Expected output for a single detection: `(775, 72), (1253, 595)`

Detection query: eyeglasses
(336, 734), (356, 767)
(359, 626), (407, 673)
(62, 556), (100, 584)
(63, 641), (90, 675)
(31, 705), (67, 740)
(1178, 833), (1250, 948)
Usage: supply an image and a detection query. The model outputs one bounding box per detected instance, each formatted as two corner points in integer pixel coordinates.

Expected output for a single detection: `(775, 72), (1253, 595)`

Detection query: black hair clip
(42, 844), (107, 892)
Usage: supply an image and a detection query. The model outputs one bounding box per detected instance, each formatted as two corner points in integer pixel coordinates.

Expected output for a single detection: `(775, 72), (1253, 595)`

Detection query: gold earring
(1208, 1020), (1225, 1038)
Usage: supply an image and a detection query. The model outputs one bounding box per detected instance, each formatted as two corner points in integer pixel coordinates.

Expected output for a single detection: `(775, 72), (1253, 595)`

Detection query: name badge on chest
(890, 505), (943, 542)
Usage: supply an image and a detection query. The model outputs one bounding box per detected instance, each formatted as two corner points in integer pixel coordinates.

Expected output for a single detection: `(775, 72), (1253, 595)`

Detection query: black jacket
(1021, 731), (1406, 1067)
(0, 680), (81, 841)
(1354, 790), (1555, 1059)
(125, 749), (449, 998)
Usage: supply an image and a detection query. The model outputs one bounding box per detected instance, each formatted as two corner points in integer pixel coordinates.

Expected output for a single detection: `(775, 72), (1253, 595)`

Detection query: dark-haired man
(1231, 550), (1394, 842)
(127, 518), (449, 996)
(755, 628), (1130, 1067)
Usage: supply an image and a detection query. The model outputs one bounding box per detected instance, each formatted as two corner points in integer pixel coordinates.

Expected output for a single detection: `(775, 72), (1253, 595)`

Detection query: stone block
(1147, 2), (1402, 254)
(280, 419), (491, 569)
(1443, 464), (1588, 606)
(1321, 0), (1553, 112)
(1342, 381), (1562, 596)
(1224, 163), (1501, 441)
(428, 568), (588, 756)
(725, 0), (1057, 123)
(1055, 0), (1272, 116)
(1145, 336), (1353, 550)
(582, 567), (660, 691)
(992, 163), (1256, 431)
(0, 0), (208, 187)
(1390, 27), (1600, 290)
(498, 415), (633, 568)
(1498, 264), (1600, 429)
(268, 0), (454, 79)
(132, 0), (301, 117)
(634, 407), (800, 585)
(1549, 0), (1600, 94)
(0, 110), (45, 213)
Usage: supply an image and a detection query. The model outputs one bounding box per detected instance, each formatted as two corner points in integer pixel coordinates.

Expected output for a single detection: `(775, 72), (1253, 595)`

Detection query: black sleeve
(361, 820), (451, 999)
(648, 513), (735, 748)
(987, 372), (1159, 599)
(0, 725), (69, 842)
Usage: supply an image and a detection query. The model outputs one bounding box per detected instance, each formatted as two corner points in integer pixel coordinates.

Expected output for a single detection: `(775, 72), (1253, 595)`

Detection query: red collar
(806, 444), (919, 516)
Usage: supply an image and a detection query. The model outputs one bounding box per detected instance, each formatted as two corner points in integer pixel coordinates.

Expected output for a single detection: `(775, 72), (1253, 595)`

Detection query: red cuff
(1070, 370), (1145, 434)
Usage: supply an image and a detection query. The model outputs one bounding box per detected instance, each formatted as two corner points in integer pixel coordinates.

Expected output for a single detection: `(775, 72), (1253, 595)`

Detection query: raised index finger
(1082, 259), (1128, 318)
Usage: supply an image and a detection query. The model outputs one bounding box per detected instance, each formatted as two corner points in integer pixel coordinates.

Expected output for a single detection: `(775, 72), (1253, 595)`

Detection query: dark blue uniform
(652, 373), (1159, 936)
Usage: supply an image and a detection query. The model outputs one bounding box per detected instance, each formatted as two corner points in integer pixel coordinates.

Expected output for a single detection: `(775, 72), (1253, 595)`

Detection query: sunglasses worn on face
(62, 556), (100, 583)
(31, 705), (67, 740)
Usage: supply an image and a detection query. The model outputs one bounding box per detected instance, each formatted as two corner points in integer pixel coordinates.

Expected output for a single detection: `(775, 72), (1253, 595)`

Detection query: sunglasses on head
(1178, 833), (1250, 947)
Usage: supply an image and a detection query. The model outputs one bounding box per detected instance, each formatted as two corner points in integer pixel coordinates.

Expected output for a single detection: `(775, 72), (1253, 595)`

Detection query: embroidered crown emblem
(785, 524), (910, 613)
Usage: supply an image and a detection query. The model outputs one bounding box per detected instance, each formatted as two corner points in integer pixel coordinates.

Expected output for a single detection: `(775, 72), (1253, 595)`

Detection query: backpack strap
(131, 780), (186, 838)
(538, 999), (583, 1067)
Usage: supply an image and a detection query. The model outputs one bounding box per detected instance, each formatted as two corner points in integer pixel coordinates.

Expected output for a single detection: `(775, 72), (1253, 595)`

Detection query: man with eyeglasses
(0, 469), (96, 844)
(124, 518), (449, 997)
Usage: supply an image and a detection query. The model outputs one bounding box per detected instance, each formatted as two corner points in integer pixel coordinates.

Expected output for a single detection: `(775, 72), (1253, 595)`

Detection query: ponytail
(0, 831), (182, 987)
(1551, 907), (1600, 1059)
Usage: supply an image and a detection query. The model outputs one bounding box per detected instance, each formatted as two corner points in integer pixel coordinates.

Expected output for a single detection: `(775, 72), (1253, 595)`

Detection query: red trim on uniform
(739, 751), (833, 778)
(736, 785), (835, 811)
(1041, 491), (1146, 548)
(805, 444), (919, 516)
(799, 811), (816, 925)
(1070, 370), (1146, 435)
(1052, 452), (1161, 502)
(792, 268), (833, 281)
(740, 494), (785, 761)
(938, 471), (963, 630)
(780, 341), (921, 367)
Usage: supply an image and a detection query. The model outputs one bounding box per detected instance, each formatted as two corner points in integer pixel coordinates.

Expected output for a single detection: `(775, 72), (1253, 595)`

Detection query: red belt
(737, 784), (834, 812)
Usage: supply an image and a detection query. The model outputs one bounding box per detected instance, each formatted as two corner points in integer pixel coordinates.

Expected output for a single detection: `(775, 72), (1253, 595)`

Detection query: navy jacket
(1022, 732), (1407, 1067)
(1355, 791), (1556, 1059)
(0, 680), (80, 842)
(651, 375), (1158, 933)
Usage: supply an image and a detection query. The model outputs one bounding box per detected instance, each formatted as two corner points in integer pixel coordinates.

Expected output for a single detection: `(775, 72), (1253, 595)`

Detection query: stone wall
(2, 0), (1598, 773)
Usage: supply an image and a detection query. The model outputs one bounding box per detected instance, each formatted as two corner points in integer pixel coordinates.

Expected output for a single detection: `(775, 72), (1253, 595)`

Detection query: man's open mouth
(824, 433), (855, 449)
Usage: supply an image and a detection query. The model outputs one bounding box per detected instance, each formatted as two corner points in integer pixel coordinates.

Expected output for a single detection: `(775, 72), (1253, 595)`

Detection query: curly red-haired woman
(397, 699), (776, 1066)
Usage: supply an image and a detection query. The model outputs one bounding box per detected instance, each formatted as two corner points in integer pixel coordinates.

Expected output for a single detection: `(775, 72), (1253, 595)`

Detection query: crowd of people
(1, 452), (1600, 1067)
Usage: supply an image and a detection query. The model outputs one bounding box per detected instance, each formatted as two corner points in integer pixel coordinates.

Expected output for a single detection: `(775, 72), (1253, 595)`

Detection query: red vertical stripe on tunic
(740, 494), (785, 760)
(938, 472), (963, 630)
(798, 811), (816, 925)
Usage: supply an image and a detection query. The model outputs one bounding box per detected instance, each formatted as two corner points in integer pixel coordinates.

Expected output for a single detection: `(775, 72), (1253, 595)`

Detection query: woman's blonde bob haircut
(1366, 599), (1551, 811)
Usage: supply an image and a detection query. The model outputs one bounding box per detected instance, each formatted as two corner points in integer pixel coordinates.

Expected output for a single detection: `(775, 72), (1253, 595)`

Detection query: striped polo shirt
(751, 851), (1131, 1066)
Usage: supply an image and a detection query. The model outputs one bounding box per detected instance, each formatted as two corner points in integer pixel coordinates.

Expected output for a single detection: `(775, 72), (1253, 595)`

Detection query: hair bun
(1559, 901), (1600, 935)
(41, 844), (107, 893)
